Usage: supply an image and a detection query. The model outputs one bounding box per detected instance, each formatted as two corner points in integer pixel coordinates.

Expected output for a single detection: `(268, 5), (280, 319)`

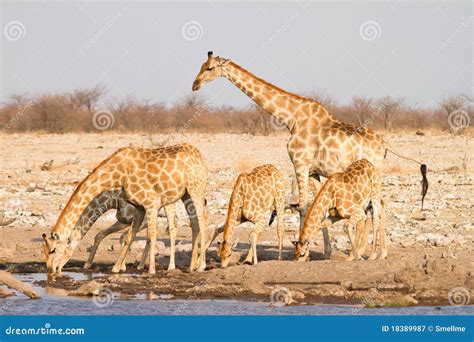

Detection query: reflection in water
(0, 273), (472, 316)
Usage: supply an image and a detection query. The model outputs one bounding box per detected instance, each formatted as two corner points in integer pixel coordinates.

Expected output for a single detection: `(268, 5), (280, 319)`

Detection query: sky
(1, 1), (472, 108)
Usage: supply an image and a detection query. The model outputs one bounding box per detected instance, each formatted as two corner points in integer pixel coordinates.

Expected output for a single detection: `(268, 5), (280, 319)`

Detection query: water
(1, 273), (472, 316)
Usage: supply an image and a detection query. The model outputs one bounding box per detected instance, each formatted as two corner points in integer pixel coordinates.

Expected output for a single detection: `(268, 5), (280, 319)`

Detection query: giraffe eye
(49, 248), (56, 254)
(207, 67), (214, 71)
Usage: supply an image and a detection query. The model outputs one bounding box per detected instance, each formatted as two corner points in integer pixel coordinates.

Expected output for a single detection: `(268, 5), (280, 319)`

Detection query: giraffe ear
(207, 51), (213, 58)
(221, 58), (230, 66)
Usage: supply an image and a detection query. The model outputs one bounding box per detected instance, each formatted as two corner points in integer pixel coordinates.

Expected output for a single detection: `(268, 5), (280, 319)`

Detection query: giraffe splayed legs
(217, 165), (286, 267)
(293, 159), (387, 262)
(43, 143), (208, 275)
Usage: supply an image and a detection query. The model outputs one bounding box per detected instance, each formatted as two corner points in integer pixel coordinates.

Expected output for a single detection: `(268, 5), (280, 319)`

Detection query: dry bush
(0, 87), (467, 135)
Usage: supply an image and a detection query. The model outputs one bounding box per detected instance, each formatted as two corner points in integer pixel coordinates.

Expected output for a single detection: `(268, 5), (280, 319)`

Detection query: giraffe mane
(52, 148), (125, 234)
(228, 61), (322, 105)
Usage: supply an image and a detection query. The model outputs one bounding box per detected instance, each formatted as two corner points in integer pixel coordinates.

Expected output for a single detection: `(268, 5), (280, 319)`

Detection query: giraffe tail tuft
(268, 210), (277, 226)
(420, 164), (428, 210)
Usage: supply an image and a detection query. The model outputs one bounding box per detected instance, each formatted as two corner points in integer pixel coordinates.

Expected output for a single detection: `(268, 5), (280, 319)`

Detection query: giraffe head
(292, 239), (310, 261)
(42, 232), (73, 275)
(192, 51), (229, 91)
(217, 239), (238, 268)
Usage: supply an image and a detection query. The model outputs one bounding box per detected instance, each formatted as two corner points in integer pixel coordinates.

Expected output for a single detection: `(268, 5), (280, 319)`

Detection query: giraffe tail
(268, 210), (277, 226)
(385, 148), (428, 210)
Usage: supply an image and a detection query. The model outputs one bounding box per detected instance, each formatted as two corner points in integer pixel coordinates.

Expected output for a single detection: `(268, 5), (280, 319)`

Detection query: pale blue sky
(1, 1), (472, 108)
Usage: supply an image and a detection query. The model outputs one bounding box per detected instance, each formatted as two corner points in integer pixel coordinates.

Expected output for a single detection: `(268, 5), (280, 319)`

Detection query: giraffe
(293, 159), (387, 262)
(217, 164), (285, 268)
(59, 188), (179, 271)
(192, 51), (427, 259)
(42, 143), (208, 275)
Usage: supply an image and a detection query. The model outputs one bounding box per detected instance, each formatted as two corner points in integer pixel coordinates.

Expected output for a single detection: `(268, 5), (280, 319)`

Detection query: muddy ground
(0, 132), (473, 307)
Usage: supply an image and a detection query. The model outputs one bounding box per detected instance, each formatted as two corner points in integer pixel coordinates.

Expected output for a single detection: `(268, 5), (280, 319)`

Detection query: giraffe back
(328, 159), (380, 216)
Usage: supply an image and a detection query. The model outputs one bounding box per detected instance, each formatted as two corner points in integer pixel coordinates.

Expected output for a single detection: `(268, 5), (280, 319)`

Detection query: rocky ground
(0, 132), (473, 307)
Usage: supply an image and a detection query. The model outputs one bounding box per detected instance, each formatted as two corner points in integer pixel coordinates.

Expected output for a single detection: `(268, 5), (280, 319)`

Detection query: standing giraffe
(192, 51), (427, 258)
(217, 164), (285, 267)
(58, 188), (179, 271)
(293, 159), (387, 262)
(42, 143), (208, 275)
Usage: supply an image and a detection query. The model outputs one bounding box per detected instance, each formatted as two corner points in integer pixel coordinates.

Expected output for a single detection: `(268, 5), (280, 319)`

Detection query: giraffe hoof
(345, 255), (355, 262)
(83, 263), (92, 269)
(111, 266), (121, 273)
(167, 265), (176, 271)
(243, 260), (252, 265)
(368, 254), (377, 261)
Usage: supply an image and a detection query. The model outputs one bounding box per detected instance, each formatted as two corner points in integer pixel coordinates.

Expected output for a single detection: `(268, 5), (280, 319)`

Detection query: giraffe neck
(222, 174), (246, 242)
(222, 61), (332, 130)
(300, 190), (333, 242)
(52, 152), (123, 242)
(69, 190), (123, 248)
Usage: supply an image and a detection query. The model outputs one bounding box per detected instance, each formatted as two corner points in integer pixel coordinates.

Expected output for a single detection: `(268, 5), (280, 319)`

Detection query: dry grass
(0, 88), (471, 135)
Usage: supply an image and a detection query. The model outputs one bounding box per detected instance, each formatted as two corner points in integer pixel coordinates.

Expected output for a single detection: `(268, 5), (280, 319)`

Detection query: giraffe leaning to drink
(217, 164), (285, 268)
(293, 159), (387, 262)
(192, 51), (428, 259)
(55, 188), (178, 271)
(43, 143), (208, 275)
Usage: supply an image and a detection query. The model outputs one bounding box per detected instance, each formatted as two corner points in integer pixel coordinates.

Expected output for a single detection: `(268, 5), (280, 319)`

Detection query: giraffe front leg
(137, 241), (149, 270)
(112, 208), (145, 273)
(84, 222), (129, 269)
(379, 199), (387, 259)
(184, 194), (202, 272)
(346, 210), (366, 261)
(164, 204), (178, 271)
(250, 220), (266, 265)
(146, 206), (159, 275)
(276, 200), (286, 261)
